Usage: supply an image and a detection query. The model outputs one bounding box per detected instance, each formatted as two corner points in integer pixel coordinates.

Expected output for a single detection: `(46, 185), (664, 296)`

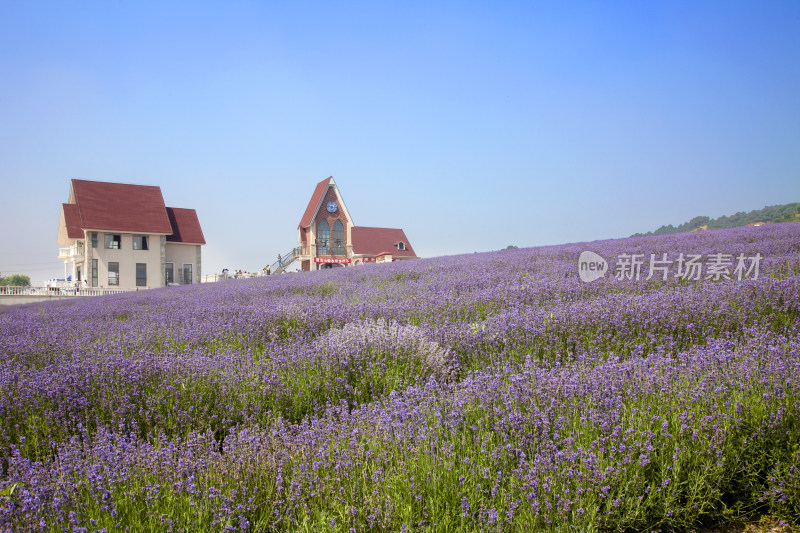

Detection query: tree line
(633, 202), (800, 236)
(0, 274), (32, 287)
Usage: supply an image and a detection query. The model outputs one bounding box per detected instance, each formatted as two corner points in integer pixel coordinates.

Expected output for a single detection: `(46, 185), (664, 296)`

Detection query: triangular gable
(298, 176), (355, 229)
(298, 177), (332, 229)
(57, 203), (84, 245)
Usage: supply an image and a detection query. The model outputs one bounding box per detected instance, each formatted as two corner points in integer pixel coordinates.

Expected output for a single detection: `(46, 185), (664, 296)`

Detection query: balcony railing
(58, 244), (85, 261)
(271, 244), (354, 274)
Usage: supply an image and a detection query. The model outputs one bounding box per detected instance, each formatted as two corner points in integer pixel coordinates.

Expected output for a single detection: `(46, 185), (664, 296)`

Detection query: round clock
(326, 201), (338, 213)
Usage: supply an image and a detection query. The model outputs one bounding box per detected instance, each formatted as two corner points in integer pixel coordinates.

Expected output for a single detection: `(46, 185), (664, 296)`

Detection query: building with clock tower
(290, 176), (417, 271)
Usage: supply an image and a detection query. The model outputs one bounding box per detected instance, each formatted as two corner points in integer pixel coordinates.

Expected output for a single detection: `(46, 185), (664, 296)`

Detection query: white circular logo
(578, 251), (608, 282)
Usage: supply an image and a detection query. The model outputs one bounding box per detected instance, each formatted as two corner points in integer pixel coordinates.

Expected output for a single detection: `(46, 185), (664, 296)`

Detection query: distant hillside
(633, 203), (800, 236)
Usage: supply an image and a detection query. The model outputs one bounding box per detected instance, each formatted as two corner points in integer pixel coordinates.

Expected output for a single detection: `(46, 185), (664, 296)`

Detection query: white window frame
(182, 263), (193, 285)
(135, 263), (147, 287)
(108, 262), (120, 286)
(104, 233), (121, 249)
(133, 235), (149, 250)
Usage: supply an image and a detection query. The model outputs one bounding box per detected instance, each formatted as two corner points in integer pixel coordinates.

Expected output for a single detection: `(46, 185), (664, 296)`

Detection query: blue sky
(1, 1), (798, 283)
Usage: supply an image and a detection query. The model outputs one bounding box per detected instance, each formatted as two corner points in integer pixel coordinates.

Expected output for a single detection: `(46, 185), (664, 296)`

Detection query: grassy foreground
(2, 223), (800, 532)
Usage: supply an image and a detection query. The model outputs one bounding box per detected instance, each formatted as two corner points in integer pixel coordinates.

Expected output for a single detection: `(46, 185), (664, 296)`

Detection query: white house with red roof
(57, 179), (205, 289)
(285, 176), (417, 272)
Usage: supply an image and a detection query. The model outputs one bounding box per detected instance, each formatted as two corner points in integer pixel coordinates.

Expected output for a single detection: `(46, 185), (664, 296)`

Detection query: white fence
(0, 286), (135, 297)
(202, 272), (264, 283)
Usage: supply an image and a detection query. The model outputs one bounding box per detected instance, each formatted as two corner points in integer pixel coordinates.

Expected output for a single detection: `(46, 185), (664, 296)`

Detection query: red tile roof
(166, 207), (206, 244)
(351, 227), (417, 257)
(62, 203), (84, 239)
(298, 177), (332, 229)
(71, 179), (173, 234)
(62, 179), (205, 245)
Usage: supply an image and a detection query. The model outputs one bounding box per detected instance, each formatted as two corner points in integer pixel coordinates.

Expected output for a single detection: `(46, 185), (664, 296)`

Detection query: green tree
(636, 202), (800, 236)
(0, 274), (31, 287)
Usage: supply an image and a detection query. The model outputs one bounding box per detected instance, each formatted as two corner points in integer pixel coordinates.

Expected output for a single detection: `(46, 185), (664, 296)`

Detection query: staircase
(270, 247), (300, 274)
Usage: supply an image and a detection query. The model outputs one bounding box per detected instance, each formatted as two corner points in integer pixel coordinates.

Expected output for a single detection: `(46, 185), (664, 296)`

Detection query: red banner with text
(314, 257), (351, 264)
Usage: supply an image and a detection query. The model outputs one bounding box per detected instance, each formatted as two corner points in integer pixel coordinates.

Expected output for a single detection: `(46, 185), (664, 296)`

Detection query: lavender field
(2, 224), (800, 532)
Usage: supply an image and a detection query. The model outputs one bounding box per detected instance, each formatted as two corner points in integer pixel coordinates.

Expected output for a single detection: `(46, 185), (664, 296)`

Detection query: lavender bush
(1, 223), (800, 532)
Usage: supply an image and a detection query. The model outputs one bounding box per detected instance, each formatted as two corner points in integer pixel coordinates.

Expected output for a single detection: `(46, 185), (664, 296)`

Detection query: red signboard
(314, 257), (351, 264)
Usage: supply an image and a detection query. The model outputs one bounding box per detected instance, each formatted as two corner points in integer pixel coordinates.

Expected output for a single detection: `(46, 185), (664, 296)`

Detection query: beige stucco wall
(165, 243), (201, 284)
(61, 235), (200, 288)
(90, 233), (165, 289)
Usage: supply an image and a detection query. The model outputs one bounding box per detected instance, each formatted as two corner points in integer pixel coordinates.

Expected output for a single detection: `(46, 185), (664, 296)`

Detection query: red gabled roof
(166, 207), (206, 244)
(62, 203), (84, 239)
(298, 177), (332, 229)
(351, 227), (417, 257)
(71, 179), (173, 234)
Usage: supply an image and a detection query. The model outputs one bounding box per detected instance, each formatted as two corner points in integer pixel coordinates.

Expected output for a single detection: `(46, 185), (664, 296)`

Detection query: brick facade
(313, 187), (350, 258)
(295, 176), (416, 272)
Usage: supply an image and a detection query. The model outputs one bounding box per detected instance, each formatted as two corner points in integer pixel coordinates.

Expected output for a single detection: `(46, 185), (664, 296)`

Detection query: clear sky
(1, 1), (798, 283)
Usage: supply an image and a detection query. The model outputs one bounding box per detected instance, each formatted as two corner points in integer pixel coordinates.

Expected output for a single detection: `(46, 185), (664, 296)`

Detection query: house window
(92, 259), (98, 287)
(91, 232), (98, 248)
(182, 264), (193, 285)
(332, 220), (345, 255)
(133, 235), (149, 250)
(317, 219), (330, 256)
(397, 241), (406, 251)
(104, 234), (121, 249)
(108, 262), (119, 286)
(136, 263), (146, 287)
(165, 263), (174, 285)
